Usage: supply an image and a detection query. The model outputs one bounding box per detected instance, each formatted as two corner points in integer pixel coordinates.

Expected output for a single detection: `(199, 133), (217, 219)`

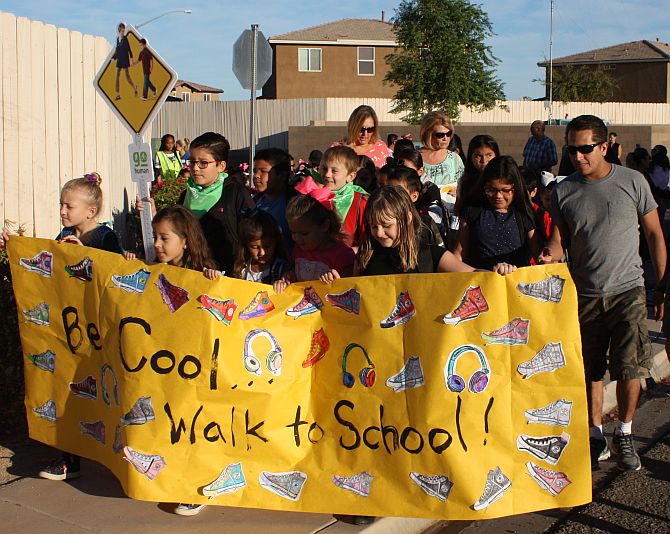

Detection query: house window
(298, 48), (321, 72)
(182, 92), (190, 102)
(358, 47), (375, 76)
(203, 93), (211, 102)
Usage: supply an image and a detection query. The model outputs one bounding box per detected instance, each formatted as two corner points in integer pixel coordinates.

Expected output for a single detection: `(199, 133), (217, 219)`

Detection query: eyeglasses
(567, 142), (605, 155)
(191, 160), (220, 169)
(484, 186), (514, 196)
(360, 126), (375, 134)
(433, 131), (453, 139)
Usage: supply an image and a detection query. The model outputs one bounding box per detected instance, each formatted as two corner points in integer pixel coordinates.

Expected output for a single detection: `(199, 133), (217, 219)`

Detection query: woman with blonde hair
(419, 112), (464, 203)
(335, 105), (392, 168)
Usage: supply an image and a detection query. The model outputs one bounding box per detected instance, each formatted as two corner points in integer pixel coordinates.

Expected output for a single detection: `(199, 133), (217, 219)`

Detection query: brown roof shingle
(270, 18), (395, 43)
(176, 79), (224, 93)
(538, 39), (670, 66)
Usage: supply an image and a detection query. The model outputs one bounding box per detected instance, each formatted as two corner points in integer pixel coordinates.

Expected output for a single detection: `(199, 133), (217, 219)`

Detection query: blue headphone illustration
(101, 363), (119, 406)
(444, 344), (490, 394)
(341, 343), (375, 388)
(244, 329), (282, 377)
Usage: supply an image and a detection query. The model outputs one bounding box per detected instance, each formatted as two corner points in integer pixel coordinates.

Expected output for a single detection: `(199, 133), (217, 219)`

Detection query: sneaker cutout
(156, 273), (189, 312)
(443, 286), (489, 325)
(332, 472), (373, 497)
(80, 420), (106, 444)
(526, 461), (571, 496)
(517, 276), (566, 303)
(64, 256), (93, 282)
(112, 268), (151, 293)
(23, 302), (50, 326)
(409, 472), (453, 501)
(517, 342), (566, 378)
(517, 432), (570, 465)
(124, 446), (167, 480)
(33, 399), (57, 422)
(20, 251), (53, 277)
(380, 291), (415, 328)
(287, 287), (323, 319)
(473, 466), (511, 510)
(198, 294), (237, 325)
(203, 463), (246, 498)
(325, 287), (361, 315)
(386, 356), (425, 392)
(259, 470), (307, 501)
(120, 396), (155, 426)
(239, 291), (275, 320)
(70, 375), (97, 400)
(525, 399), (572, 426)
(481, 317), (529, 345)
(28, 350), (56, 372)
(302, 328), (330, 368)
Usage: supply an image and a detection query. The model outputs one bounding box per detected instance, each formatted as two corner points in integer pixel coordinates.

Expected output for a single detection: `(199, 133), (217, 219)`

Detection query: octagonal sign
(94, 23), (178, 136)
(233, 28), (273, 90)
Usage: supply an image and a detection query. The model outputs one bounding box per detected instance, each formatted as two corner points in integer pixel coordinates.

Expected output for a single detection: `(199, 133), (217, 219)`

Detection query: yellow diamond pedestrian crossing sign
(94, 23), (177, 136)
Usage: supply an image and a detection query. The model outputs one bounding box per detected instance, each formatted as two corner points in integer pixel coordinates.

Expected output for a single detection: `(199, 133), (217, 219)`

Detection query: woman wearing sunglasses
(337, 105), (392, 169)
(418, 112), (464, 210)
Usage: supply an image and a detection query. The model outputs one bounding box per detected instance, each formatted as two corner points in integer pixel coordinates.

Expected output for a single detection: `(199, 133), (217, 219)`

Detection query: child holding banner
(1, 174), (123, 480)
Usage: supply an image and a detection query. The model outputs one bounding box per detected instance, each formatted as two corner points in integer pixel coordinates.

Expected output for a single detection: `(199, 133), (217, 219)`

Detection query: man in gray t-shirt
(540, 115), (666, 473)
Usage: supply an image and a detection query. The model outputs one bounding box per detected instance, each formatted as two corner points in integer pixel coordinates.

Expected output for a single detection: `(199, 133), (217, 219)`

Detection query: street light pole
(548, 0), (554, 124)
(136, 9), (192, 30)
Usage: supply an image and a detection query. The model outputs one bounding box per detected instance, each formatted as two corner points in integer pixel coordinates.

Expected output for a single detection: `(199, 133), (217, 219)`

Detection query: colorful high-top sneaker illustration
(120, 396), (155, 426)
(517, 342), (566, 378)
(386, 356), (424, 392)
(332, 472), (373, 497)
(33, 400), (57, 422)
(198, 294), (237, 325)
(380, 291), (415, 328)
(203, 463), (246, 498)
(28, 350), (56, 372)
(286, 287), (323, 318)
(239, 291), (275, 320)
(517, 432), (570, 465)
(123, 446), (167, 480)
(481, 317), (529, 345)
(259, 470), (307, 501)
(526, 461), (572, 496)
(325, 287), (361, 315)
(409, 472), (453, 501)
(112, 424), (124, 453)
(443, 286), (489, 325)
(69, 375), (97, 400)
(517, 276), (566, 303)
(80, 420), (106, 444)
(525, 399), (573, 427)
(64, 257), (93, 282)
(20, 251), (53, 277)
(473, 466), (511, 510)
(22, 302), (49, 326)
(111, 268), (150, 293)
(302, 328), (330, 368)
(156, 273), (189, 312)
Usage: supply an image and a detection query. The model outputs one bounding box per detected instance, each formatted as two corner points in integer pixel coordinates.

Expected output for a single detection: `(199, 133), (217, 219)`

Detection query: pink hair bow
(295, 175), (334, 211)
(238, 162), (249, 172)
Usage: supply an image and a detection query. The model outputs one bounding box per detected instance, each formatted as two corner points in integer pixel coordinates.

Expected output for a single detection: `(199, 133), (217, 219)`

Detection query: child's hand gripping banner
(9, 237), (591, 519)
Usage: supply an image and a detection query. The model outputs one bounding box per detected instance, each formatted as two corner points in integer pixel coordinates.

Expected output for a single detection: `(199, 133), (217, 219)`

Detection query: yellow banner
(9, 237), (591, 519)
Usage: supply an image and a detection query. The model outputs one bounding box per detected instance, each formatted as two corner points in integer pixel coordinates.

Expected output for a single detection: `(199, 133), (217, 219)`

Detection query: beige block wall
(263, 43), (396, 99)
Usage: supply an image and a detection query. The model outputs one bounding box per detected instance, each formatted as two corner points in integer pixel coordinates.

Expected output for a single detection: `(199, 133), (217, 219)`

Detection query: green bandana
(332, 181), (367, 221)
(183, 173), (227, 219)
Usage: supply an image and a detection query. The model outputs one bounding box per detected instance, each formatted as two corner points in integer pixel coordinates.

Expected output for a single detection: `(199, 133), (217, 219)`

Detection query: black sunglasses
(567, 141), (605, 155)
(359, 126), (375, 134)
(433, 131), (453, 139)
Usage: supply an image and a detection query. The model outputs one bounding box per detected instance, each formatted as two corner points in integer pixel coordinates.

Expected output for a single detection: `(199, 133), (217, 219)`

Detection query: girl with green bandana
(320, 146), (368, 250)
(176, 132), (255, 274)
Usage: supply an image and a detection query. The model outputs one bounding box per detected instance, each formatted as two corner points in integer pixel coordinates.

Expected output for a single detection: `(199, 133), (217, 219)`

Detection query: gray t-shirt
(550, 164), (657, 297)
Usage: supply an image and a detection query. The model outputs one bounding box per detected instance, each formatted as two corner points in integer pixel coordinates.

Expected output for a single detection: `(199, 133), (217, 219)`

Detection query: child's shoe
(38, 454), (81, 481)
(174, 503), (207, 516)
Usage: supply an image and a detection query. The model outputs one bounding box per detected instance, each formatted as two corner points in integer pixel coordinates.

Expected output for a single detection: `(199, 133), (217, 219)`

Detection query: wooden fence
(1, 11), (134, 240)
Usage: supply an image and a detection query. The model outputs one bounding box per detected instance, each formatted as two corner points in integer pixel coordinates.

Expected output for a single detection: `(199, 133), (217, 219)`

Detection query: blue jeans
(143, 73), (156, 98)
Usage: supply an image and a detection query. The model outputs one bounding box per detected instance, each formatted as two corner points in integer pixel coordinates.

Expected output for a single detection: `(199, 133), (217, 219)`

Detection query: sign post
(94, 22), (178, 262)
(233, 26), (273, 168)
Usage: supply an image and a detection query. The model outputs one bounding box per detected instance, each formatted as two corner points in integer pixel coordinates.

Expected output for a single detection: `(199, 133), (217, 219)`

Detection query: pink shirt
(293, 240), (355, 281)
(330, 139), (393, 168)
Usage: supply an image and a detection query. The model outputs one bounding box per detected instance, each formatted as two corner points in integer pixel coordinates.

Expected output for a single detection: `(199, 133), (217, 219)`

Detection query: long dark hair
(233, 210), (289, 278)
(466, 156), (535, 221)
(460, 135), (501, 209)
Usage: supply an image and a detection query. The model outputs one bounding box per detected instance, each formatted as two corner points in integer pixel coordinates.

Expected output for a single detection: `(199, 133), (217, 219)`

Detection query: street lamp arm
(136, 9), (192, 30)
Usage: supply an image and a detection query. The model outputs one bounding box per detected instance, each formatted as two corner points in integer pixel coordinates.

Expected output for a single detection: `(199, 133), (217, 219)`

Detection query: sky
(2, 0), (669, 101)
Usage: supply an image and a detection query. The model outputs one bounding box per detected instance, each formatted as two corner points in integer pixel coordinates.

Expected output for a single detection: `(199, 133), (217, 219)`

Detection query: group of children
(1, 127), (562, 521)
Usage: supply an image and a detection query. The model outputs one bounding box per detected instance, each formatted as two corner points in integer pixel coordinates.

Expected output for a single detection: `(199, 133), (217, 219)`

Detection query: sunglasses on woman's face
(567, 141), (605, 155)
(360, 126), (375, 134)
(433, 131), (453, 139)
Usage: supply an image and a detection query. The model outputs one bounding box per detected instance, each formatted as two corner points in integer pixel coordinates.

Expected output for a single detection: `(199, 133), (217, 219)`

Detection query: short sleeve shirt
(550, 164), (657, 297)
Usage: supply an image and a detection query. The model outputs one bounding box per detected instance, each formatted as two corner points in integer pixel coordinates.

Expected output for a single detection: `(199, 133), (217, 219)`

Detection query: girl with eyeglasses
(454, 155), (541, 270)
(418, 112), (464, 207)
(333, 105), (392, 169)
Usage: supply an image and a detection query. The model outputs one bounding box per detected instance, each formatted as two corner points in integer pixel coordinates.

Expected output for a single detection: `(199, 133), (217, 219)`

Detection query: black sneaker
(333, 514), (375, 526)
(611, 432), (642, 471)
(589, 436), (610, 470)
(38, 454), (81, 480)
(174, 503), (207, 516)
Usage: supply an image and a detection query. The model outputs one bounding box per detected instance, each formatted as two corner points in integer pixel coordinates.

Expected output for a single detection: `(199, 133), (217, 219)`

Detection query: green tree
(538, 64), (618, 103)
(384, 0), (505, 123)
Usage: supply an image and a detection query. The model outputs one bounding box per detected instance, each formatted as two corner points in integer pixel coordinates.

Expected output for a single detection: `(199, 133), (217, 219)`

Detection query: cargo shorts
(577, 286), (652, 382)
